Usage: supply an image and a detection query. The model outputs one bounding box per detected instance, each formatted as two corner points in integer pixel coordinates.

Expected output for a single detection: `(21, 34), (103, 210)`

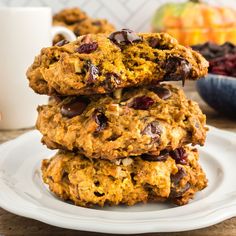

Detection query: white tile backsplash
(1, 0), (236, 31)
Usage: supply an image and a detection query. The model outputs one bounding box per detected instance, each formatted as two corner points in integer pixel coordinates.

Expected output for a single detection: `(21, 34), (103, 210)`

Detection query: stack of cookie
(53, 7), (115, 45)
(27, 29), (209, 207)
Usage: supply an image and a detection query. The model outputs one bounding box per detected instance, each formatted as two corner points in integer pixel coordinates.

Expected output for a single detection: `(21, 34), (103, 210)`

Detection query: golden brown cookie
(27, 30), (208, 96)
(41, 146), (207, 207)
(53, 7), (88, 26)
(36, 84), (207, 160)
(52, 8), (115, 44)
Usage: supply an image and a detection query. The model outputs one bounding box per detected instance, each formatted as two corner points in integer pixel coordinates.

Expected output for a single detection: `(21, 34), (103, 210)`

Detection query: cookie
(36, 84), (207, 160)
(53, 8), (115, 45)
(41, 146), (207, 207)
(27, 29), (208, 96)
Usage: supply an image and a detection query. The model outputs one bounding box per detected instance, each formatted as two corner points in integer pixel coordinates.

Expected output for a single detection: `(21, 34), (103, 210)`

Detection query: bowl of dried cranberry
(193, 42), (236, 118)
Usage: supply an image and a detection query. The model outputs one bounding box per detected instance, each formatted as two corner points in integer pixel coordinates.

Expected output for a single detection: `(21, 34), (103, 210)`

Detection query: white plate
(0, 126), (236, 234)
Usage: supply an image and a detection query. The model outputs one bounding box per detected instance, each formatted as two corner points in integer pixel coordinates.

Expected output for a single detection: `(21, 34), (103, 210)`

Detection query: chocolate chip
(92, 20), (102, 26)
(48, 176), (54, 182)
(169, 147), (188, 165)
(93, 109), (108, 132)
(55, 39), (69, 47)
(106, 73), (121, 85)
(152, 86), (172, 100)
(130, 173), (137, 185)
(141, 150), (169, 162)
(170, 182), (191, 198)
(94, 192), (105, 197)
(87, 62), (99, 85)
(142, 121), (162, 140)
(148, 37), (170, 50)
(62, 170), (68, 180)
(76, 42), (98, 54)
(108, 29), (143, 46)
(102, 72), (121, 90)
(73, 28), (80, 36)
(171, 167), (186, 185)
(129, 96), (154, 110)
(164, 56), (191, 86)
(64, 18), (85, 25)
(61, 97), (90, 118)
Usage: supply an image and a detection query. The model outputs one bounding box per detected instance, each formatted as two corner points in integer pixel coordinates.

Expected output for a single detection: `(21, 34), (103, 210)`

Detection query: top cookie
(27, 29), (209, 96)
(52, 8), (115, 45)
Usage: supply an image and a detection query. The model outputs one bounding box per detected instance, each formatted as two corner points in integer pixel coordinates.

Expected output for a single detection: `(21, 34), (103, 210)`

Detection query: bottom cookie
(42, 147), (207, 207)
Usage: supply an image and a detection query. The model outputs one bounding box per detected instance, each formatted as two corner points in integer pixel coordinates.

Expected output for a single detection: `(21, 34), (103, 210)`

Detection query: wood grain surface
(0, 82), (235, 236)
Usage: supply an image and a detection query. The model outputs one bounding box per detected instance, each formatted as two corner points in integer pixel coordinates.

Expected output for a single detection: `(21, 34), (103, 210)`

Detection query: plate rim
(0, 126), (236, 234)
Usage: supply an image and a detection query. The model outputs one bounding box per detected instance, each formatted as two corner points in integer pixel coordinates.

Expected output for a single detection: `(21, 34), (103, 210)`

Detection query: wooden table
(0, 83), (236, 236)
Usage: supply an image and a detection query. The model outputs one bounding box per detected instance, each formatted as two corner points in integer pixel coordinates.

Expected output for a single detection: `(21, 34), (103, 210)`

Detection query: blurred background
(1, 0), (236, 32)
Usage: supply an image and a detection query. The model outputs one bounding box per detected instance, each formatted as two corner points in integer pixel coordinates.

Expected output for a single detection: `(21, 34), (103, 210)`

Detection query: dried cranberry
(142, 121), (162, 140)
(76, 42), (98, 54)
(209, 53), (236, 76)
(164, 56), (191, 86)
(55, 39), (69, 47)
(61, 97), (90, 118)
(169, 148), (188, 165)
(152, 86), (172, 100)
(87, 63), (99, 84)
(93, 109), (108, 132)
(141, 150), (168, 162)
(108, 29), (142, 46)
(129, 96), (154, 110)
(192, 42), (236, 61)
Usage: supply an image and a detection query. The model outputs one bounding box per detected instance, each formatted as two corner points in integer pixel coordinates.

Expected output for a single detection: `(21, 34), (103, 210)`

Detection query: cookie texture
(53, 8), (115, 45)
(41, 146), (207, 207)
(36, 84), (207, 160)
(27, 30), (208, 96)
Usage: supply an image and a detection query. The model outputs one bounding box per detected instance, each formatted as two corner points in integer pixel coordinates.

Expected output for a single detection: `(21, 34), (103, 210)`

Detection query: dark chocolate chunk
(164, 56), (191, 86)
(148, 37), (170, 50)
(142, 121), (162, 140)
(73, 28), (81, 36)
(61, 97), (90, 118)
(170, 182), (191, 198)
(55, 39), (69, 47)
(102, 72), (121, 90)
(94, 191), (105, 197)
(93, 109), (108, 132)
(152, 86), (172, 100)
(87, 62), (99, 84)
(76, 42), (98, 54)
(108, 29), (143, 46)
(92, 20), (102, 26)
(171, 167), (186, 185)
(106, 72), (121, 85)
(141, 150), (169, 162)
